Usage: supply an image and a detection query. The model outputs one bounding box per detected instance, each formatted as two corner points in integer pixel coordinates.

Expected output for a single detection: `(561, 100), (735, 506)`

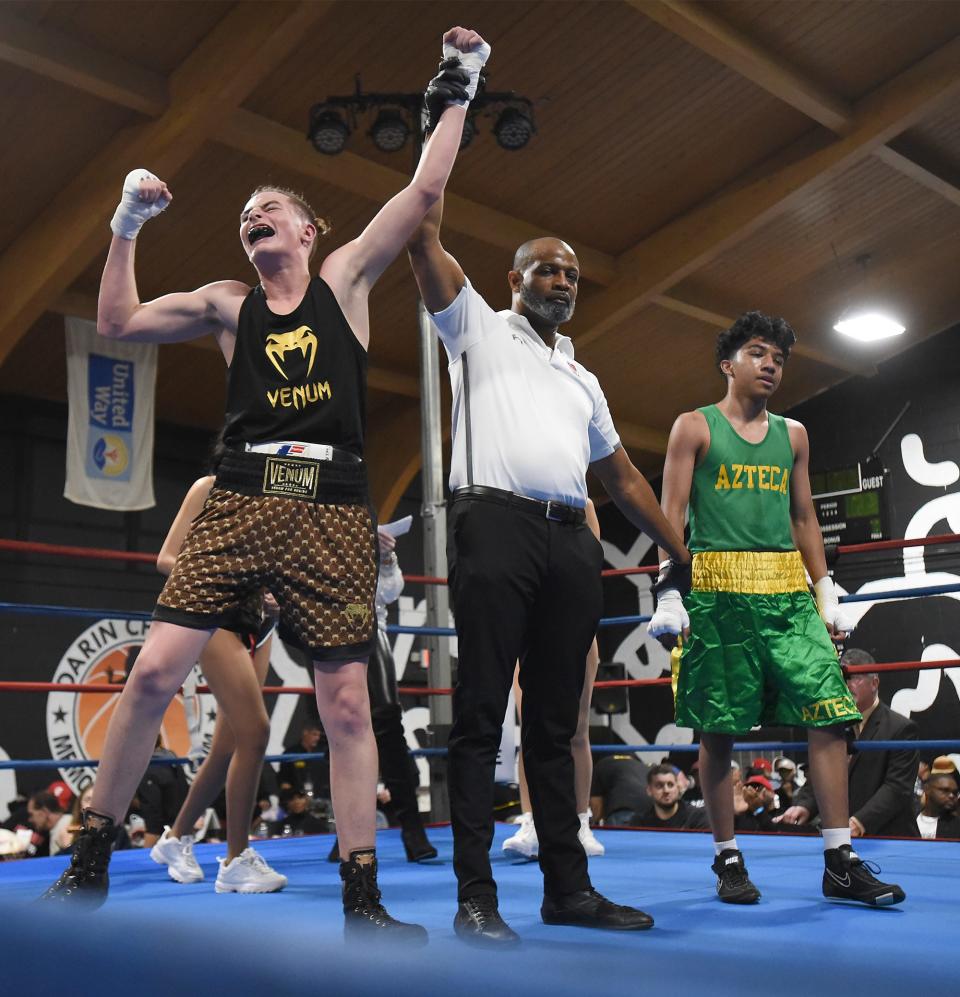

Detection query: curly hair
(715, 311), (797, 371)
(248, 185), (332, 261)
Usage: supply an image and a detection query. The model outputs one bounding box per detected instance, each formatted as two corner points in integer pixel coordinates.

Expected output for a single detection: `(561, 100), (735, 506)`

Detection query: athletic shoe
(578, 811), (605, 857)
(150, 826), (204, 884)
(711, 849), (761, 904)
(822, 845), (905, 906)
(454, 895), (521, 947)
(215, 847), (287, 894)
(541, 888), (653, 930)
(502, 812), (538, 859)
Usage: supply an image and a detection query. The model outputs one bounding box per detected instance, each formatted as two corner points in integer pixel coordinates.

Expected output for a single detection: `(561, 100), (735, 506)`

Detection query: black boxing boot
(38, 809), (119, 909)
(340, 849), (428, 945)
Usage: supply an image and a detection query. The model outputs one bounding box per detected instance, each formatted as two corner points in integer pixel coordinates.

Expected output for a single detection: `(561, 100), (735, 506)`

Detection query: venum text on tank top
(222, 276), (368, 456)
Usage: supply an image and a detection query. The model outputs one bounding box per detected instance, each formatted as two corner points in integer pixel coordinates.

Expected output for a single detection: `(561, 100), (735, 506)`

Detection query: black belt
(453, 485), (585, 525)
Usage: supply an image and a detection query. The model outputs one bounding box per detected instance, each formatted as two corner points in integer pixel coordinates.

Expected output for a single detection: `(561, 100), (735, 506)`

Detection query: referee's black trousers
(447, 497), (603, 901)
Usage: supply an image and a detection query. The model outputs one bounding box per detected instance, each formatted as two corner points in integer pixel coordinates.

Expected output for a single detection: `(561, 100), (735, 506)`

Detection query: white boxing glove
(442, 35), (491, 103)
(110, 169), (170, 240)
(813, 576), (849, 633)
(647, 589), (689, 640)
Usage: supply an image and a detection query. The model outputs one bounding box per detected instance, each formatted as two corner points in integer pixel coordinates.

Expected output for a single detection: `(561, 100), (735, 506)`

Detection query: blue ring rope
(3, 740), (956, 771)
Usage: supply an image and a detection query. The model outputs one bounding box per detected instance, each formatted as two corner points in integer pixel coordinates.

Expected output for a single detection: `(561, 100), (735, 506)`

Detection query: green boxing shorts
(674, 550), (860, 734)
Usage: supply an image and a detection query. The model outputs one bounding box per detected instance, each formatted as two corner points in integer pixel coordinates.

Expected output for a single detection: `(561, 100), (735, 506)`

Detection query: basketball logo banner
(46, 619), (214, 795)
(65, 316), (157, 510)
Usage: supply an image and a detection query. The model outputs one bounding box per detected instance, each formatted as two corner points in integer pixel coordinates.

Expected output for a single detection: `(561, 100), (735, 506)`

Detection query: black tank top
(222, 277), (367, 456)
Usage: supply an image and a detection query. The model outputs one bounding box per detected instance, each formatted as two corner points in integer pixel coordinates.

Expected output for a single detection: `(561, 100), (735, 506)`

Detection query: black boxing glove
(424, 59), (471, 132)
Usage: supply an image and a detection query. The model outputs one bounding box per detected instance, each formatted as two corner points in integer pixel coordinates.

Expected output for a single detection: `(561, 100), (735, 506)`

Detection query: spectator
(279, 721), (331, 800)
(778, 649), (919, 837)
(629, 764), (709, 830)
(773, 757), (799, 807)
(589, 753), (650, 826)
(25, 791), (68, 858)
(46, 780), (74, 816)
(735, 774), (783, 833)
(917, 772), (960, 840)
(271, 788), (330, 837)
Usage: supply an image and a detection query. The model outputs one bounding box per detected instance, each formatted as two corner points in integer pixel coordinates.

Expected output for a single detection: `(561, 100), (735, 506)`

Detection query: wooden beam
(0, 2), (331, 368)
(0, 10), (167, 116)
(570, 34), (960, 351)
(652, 294), (869, 375)
(215, 109), (619, 285)
(633, 2), (960, 210)
(629, 1), (852, 132)
(0, 11), (618, 288)
(874, 140), (960, 209)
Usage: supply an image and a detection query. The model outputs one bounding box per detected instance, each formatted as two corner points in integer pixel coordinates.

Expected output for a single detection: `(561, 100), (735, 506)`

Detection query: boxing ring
(0, 533), (958, 996)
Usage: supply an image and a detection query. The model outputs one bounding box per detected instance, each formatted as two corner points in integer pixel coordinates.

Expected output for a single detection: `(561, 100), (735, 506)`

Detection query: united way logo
(46, 619), (215, 794)
(92, 433), (129, 476)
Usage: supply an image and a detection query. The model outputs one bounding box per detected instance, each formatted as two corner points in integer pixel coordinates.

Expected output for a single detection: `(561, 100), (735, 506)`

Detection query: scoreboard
(811, 455), (887, 546)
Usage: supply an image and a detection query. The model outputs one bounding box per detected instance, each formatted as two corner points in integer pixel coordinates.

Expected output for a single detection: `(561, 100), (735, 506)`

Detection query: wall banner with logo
(64, 316), (157, 510)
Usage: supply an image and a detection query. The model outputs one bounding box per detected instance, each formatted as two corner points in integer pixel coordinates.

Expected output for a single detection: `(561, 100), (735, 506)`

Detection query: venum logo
(265, 326), (317, 380)
(45, 619), (215, 794)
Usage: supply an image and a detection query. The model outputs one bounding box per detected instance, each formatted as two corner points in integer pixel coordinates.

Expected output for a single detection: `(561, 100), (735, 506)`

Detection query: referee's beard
(518, 284), (575, 326)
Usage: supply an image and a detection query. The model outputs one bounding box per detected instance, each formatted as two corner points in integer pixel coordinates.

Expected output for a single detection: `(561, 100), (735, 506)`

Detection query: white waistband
(245, 441), (334, 461)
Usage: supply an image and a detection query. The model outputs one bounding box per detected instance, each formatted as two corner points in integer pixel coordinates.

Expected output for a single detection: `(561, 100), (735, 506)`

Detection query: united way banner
(64, 317), (156, 510)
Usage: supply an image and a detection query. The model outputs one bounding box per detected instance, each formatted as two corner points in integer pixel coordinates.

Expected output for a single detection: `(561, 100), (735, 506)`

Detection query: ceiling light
(493, 105), (535, 151)
(308, 106), (350, 155)
(369, 109), (410, 153)
(833, 313), (906, 342)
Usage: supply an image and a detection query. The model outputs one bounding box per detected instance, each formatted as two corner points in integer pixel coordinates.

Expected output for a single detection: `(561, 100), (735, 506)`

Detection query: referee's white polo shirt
(428, 278), (620, 508)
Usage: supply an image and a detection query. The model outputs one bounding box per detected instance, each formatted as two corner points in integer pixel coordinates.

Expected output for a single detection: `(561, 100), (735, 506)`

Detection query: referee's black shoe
(823, 845), (905, 907)
(454, 895), (521, 947)
(711, 849), (761, 904)
(541, 888), (654, 930)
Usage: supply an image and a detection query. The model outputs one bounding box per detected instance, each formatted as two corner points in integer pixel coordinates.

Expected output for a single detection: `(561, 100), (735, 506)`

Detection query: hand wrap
(110, 169), (169, 240)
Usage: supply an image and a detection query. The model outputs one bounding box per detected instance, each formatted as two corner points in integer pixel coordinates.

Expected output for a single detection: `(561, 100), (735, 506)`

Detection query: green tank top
(688, 404), (796, 553)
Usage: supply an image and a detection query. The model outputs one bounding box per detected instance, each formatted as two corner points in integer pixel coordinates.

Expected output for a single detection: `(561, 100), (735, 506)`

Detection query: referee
(407, 197), (690, 946)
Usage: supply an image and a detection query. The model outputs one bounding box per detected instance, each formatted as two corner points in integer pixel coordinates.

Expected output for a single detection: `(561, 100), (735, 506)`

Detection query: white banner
(64, 317), (156, 510)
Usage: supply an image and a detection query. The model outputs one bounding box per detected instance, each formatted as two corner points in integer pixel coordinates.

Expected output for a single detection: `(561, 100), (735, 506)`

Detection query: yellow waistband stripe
(692, 550), (807, 594)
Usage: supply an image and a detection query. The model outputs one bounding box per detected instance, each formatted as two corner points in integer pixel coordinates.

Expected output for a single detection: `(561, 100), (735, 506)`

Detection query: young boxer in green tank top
(649, 311), (905, 909)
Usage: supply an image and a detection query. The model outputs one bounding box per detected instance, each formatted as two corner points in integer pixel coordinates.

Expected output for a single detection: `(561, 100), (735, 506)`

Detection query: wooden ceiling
(2, 1), (960, 516)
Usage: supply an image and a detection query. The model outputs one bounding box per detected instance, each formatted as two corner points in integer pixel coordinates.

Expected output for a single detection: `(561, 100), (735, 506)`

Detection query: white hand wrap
(441, 40), (491, 103)
(110, 169), (170, 240)
(813, 576), (848, 631)
(647, 589), (689, 640)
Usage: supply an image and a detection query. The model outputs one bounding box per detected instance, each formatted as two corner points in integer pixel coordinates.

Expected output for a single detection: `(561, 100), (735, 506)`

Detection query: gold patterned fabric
(692, 549), (807, 595)
(155, 487), (377, 660)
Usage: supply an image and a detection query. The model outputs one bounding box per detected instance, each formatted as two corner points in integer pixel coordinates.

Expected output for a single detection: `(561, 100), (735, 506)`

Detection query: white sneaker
(215, 847), (287, 894)
(502, 812), (538, 859)
(578, 811), (605, 857)
(150, 826), (204, 883)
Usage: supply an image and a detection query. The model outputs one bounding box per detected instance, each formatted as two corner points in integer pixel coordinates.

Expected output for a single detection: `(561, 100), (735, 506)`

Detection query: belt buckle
(545, 500), (564, 522)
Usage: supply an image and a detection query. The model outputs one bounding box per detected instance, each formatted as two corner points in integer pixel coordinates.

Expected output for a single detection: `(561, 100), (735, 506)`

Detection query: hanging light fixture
(833, 313), (906, 342)
(832, 254), (906, 342)
(493, 104), (536, 150)
(369, 109), (410, 153)
(308, 104), (350, 155)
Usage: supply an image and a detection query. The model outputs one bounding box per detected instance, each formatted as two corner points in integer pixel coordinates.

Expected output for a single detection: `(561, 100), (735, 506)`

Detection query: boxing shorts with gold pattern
(154, 449), (377, 661)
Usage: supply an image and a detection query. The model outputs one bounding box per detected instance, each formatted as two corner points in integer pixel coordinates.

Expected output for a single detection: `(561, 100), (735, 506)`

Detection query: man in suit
(778, 649), (919, 837)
